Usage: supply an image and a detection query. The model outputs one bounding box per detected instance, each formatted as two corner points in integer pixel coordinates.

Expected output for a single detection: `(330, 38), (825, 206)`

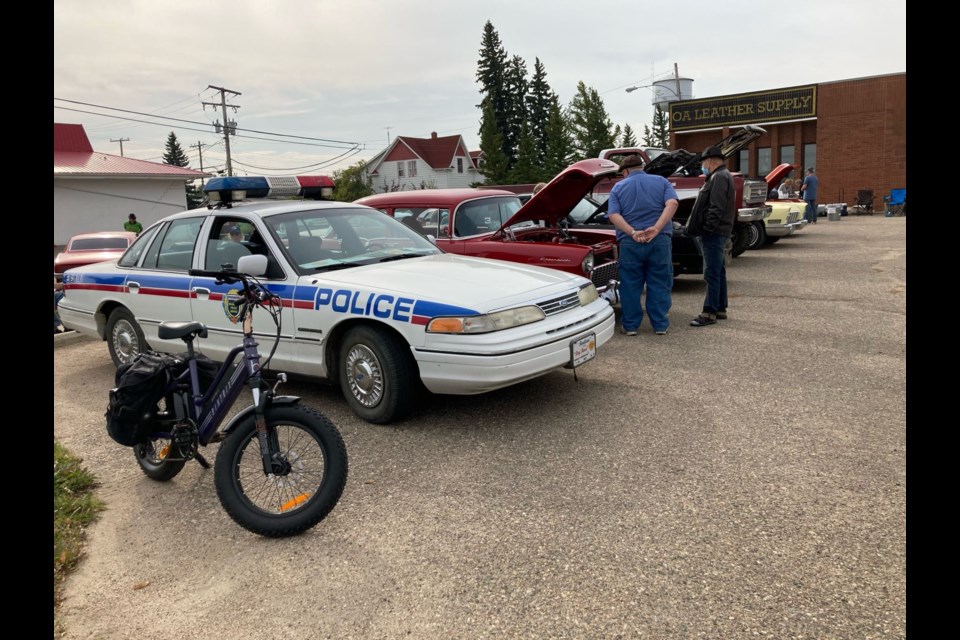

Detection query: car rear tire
(338, 326), (420, 424)
(107, 307), (147, 367)
(746, 221), (767, 250)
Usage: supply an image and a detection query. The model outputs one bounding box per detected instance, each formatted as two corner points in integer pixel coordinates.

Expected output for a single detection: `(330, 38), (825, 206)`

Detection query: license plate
(570, 333), (597, 367)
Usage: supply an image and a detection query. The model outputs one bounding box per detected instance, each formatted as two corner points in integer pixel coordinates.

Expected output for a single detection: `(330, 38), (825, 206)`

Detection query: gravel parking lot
(54, 216), (906, 640)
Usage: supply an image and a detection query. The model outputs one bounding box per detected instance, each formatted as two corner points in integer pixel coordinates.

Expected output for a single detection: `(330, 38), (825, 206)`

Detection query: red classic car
(54, 231), (139, 281)
(355, 159), (622, 291)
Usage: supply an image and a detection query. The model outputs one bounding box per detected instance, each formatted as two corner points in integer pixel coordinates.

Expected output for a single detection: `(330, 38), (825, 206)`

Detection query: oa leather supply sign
(670, 85), (816, 132)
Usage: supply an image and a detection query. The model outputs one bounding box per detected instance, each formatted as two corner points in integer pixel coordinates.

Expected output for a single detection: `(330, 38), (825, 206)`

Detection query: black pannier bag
(105, 351), (177, 446)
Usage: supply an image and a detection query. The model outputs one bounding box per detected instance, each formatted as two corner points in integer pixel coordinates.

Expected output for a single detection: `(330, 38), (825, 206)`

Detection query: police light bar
(204, 175), (336, 202)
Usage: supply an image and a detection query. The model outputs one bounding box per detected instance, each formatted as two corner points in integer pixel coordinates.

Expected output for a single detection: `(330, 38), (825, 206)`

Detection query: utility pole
(110, 137), (130, 157)
(385, 126), (392, 145)
(203, 85), (241, 176)
(190, 141), (207, 187)
(674, 62), (682, 104)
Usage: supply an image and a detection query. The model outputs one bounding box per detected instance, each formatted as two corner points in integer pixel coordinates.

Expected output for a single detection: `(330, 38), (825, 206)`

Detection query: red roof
(373, 132), (477, 172)
(53, 123), (210, 178)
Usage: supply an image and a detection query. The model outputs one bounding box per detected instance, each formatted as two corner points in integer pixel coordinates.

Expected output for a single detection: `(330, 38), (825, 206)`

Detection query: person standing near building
(800, 168), (819, 224)
(606, 155), (679, 336)
(124, 213), (143, 235)
(685, 145), (735, 327)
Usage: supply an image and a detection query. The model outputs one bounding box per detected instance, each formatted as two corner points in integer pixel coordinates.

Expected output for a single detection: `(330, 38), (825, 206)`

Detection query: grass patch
(54, 440), (105, 633)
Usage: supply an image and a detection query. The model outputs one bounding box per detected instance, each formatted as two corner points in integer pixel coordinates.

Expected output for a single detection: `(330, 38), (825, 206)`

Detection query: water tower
(651, 77), (694, 111)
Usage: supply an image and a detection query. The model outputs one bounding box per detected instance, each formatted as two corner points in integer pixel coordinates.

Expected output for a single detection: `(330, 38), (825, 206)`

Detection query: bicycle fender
(220, 395), (302, 437)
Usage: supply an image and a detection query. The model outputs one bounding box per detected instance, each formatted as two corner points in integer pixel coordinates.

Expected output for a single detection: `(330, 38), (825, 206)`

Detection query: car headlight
(426, 305), (546, 334)
(578, 283), (599, 306)
(581, 251), (595, 273)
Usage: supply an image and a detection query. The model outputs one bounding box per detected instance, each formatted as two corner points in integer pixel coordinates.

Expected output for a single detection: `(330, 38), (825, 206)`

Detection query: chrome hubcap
(112, 319), (140, 364)
(345, 344), (383, 408)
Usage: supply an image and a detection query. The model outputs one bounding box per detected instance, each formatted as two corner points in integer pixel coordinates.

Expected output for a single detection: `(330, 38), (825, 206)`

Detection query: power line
(230, 148), (361, 173)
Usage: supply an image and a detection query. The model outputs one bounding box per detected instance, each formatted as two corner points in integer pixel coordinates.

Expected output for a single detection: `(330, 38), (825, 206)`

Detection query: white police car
(59, 175), (616, 424)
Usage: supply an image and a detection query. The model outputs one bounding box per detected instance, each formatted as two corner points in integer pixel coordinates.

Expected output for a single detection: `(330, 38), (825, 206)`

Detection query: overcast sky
(54, 0), (906, 177)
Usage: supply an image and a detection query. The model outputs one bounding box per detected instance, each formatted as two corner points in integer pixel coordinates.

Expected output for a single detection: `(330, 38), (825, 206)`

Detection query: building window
(457, 158), (463, 173)
(803, 143), (817, 172)
(779, 145), (795, 173)
(757, 147), (771, 177)
(738, 150), (749, 176)
(408, 160), (417, 178)
(397, 161), (404, 178)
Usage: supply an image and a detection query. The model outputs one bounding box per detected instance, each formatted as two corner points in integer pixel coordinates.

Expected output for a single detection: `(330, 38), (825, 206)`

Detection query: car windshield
(70, 237), (130, 251)
(264, 207), (442, 273)
(568, 197), (604, 224)
(456, 196), (523, 235)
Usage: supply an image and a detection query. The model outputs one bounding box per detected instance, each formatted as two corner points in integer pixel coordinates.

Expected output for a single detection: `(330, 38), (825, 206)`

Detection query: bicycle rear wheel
(134, 435), (187, 481)
(213, 403), (348, 538)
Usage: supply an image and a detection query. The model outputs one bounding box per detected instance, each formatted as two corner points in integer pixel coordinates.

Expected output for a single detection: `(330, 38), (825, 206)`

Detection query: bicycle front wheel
(213, 403), (348, 538)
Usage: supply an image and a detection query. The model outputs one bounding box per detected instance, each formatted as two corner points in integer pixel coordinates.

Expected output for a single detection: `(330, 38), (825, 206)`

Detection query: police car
(58, 175), (616, 424)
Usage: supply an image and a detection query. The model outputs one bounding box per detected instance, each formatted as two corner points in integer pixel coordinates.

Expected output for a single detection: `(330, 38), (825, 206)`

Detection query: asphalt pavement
(53, 215), (906, 640)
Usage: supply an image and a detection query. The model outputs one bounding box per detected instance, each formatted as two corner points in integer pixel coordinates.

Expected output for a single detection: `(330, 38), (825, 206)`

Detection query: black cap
(701, 145), (724, 160)
(618, 155), (645, 171)
(128, 213), (137, 219)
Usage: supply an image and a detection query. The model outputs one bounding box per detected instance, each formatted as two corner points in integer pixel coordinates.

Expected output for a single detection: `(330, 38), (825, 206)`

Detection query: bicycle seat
(158, 321), (209, 341)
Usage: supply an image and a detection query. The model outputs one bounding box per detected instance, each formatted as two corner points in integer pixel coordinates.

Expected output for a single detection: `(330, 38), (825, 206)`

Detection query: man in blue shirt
(800, 167), (819, 224)
(606, 155), (679, 336)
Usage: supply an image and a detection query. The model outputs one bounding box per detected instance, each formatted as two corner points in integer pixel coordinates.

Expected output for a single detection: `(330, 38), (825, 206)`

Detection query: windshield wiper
(310, 262), (358, 272)
(377, 253), (428, 263)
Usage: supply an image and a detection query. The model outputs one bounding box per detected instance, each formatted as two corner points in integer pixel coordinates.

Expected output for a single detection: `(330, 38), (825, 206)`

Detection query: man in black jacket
(685, 145), (735, 327)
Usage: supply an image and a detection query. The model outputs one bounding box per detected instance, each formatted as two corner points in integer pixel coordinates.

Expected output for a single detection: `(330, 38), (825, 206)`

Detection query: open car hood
(643, 125), (767, 178)
(765, 163), (795, 189)
(497, 158), (620, 230)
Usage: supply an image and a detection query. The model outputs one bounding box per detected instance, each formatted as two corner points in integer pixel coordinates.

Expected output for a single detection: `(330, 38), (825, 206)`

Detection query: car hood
(765, 163), (795, 189)
(497, 158), (620, 231)
(643, 125), (767, 178)
(315, 253), (587, 312)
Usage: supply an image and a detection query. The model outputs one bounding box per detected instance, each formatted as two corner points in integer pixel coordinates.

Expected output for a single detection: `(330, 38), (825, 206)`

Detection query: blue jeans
(54, 290), (65, 329)
(618, 233), (673, 331)
(700, 234), (728, 314)
(804, 199), (817, 223)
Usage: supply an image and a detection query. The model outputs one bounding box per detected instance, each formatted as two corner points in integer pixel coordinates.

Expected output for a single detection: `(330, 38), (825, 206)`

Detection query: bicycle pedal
(194, 452), (211, 469)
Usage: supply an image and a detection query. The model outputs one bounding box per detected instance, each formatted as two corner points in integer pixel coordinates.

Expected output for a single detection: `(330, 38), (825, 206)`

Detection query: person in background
(606, 155), (679, 336)
(800, 167), (819, 224)
(124, 213), (143, 235)
(685, 145), (735, 327)
(228, 225), (244, 242)
(778, 178), (794, 199)
(532, 182), (547, 195)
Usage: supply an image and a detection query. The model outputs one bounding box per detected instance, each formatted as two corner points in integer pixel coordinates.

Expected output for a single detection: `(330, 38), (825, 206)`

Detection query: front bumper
(737, 205), (772, 223)
(766, 221), (805, 237)
(414, 303), (616, 395)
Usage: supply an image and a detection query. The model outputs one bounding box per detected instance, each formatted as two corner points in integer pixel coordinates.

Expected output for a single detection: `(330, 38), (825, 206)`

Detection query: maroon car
(54, 231), (139, 281)
(355, 159), (622, 291)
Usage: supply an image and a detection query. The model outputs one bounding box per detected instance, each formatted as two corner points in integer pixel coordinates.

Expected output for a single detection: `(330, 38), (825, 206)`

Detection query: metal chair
(854, 189), (876, 215)
(883, 188), (906, 217)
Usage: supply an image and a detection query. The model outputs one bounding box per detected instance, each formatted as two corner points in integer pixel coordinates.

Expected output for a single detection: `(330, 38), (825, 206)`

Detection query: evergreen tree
(543, 95), (574, 177)
(650, 105), (670, 148)
(525, 58), (552, 170)
(331, 161), (374, 202)
(568, 81), (617, 160)
(478, 98), (510, 184)
(476, 22), (510, 165)
(620, 123), (638, 147)
(502, 54), (529, 166)
(162, 131), (202, 209)
(508, 120), (539, 183)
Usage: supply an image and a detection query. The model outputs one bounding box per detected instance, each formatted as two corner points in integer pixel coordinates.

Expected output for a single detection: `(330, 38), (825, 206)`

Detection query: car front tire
(338, 326), (420, 424)
(746, 221), (767, 250)
(106, 307), (147, 367)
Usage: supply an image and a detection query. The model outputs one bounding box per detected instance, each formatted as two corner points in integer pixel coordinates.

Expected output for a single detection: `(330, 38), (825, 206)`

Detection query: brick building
(669, 72), (905, 210)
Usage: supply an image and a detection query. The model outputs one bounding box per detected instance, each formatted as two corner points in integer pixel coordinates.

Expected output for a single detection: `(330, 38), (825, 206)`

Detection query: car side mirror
(236, 254), (268, 276)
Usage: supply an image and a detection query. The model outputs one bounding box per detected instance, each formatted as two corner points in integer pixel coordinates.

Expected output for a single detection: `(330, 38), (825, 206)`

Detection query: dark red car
(54, 231), (139, 281)
(355, 159), (622, 292)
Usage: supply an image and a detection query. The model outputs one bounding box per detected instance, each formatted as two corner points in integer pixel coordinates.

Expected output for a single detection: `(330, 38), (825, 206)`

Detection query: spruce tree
(650, 105), (670, 149)
(476, 22), (510, 166)
(525, 58), (553, 170)
(162, 131), (202, 209)
(568, 81), (617, 160)
(543, 95), (574, 177)
(502, 55), (529, 166)
(508, 120), (538, 183)
(478, 98), (510, 184)
(620, 123), (638, 147)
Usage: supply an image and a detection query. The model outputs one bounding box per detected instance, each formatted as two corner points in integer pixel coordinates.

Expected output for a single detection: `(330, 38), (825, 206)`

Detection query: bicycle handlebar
(187, 268), (278, 305)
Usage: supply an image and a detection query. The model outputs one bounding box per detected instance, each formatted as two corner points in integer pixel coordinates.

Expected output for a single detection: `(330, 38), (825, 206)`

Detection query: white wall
(53, 177), (191, 245)
(370, 157), (478, 193)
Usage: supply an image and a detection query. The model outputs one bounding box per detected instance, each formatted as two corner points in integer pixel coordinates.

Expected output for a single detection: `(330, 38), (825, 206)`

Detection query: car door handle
(192, 286), (211, 300)
(127, 281), (140, 293)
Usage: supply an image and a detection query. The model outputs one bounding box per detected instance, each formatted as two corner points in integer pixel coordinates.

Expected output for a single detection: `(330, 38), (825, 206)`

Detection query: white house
(364, 132), (480, 193)
(53, 123), (211, 246)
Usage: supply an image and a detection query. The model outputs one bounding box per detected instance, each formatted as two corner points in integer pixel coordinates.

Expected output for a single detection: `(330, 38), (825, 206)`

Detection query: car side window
(118, 226), (161, 267)
(142, 218), (203, 271)
(204, 217), (285, 279)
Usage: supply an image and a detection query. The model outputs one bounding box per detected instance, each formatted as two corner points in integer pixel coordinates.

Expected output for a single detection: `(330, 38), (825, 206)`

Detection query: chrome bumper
(737, 205), (772, 223)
